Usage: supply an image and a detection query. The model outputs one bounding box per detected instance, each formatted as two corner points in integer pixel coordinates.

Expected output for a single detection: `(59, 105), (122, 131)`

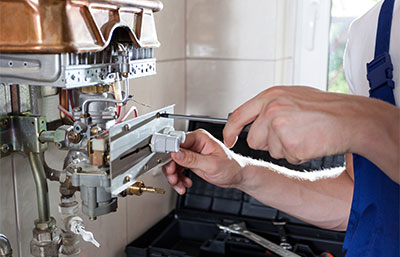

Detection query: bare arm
(163, 130), (354, 231)
(223, 86), (400, 184)
(236, 153), (354, 231)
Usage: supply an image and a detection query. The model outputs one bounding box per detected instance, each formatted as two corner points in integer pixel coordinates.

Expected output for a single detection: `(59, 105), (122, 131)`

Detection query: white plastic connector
(151, 133), (180, 153)
(168, 131), (186, 144)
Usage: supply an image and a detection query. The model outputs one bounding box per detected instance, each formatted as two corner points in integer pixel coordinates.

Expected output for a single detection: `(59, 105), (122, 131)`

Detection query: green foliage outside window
(328, 0), (378, 94)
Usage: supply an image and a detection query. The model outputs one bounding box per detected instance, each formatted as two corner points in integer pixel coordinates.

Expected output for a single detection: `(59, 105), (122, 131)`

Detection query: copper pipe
(60, 89), (69, 122)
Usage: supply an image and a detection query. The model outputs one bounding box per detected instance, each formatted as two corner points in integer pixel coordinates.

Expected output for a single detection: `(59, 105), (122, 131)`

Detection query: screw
(1, 144), (10, 153)
(157, 158), (162, 164)
(123, 124), (130, 132)
(0, 119), (8, 129)
(123, 175), (131, 184)
(122, 72), (129, 78)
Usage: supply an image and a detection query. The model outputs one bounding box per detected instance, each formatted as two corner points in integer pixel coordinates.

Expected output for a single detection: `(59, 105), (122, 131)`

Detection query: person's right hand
(162, 129), (245, 195)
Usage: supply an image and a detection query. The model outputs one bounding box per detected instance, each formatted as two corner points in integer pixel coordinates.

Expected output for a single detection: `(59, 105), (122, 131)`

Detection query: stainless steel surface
(0, 0), (162, 53)
(109, 105), (175, 196)
(28, 152), (50, 223)
(217, 223), (301, 257)
(161, 113), (253, 132)
(160, 113), (228, 124)
(0, 234), (12, 257)
(0, 49), (157, 88)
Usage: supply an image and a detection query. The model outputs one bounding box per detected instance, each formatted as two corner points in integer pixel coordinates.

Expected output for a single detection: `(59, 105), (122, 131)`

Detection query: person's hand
(223, 86), (372, 164)
(162, 129), (244, 195)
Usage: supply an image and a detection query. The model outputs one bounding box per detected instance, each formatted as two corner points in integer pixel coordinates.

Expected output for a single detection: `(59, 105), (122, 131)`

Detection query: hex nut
(34, 217), (56, 231)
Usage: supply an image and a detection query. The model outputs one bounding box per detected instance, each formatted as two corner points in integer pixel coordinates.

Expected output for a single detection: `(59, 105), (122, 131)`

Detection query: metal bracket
(109, 105), (175, 196)
(0, 115), (48, 158)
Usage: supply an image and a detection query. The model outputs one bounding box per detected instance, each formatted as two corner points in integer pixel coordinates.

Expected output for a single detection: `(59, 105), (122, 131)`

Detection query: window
(328, 0), (378, 93)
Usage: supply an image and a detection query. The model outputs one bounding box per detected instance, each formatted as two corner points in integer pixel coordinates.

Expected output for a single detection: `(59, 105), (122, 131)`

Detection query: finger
(246, 108), (270, 150)
(171, 148), (215, 171)
(181, 175), (193, 188)
(180, 129), (214, 153)
(166, 173), (179, 186)
(173, 181), (186, 195)
(223, 97), (264, 148)
(163, 161), (176, 175)
(267, 129), (284, 160)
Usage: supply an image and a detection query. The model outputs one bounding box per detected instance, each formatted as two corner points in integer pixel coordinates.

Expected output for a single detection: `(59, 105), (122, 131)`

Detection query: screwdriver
(159, 113), (252, 132)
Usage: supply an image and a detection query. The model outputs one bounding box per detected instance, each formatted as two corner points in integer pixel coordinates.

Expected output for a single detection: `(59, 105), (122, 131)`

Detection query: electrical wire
(117, 105), (122, 118)
(58, 105), (75, 122)
(69, 90), (74, 110)
(98, 106), (138, 137)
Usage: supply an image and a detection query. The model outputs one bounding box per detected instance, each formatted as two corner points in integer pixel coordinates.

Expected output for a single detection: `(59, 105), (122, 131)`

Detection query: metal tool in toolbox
(159, 113), (252, 132)
(217, 222), (301, 257)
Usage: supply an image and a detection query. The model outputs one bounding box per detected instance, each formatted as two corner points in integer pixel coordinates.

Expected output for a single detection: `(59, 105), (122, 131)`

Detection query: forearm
(234, 156), (353, 231)
(349, 97), (400, 183)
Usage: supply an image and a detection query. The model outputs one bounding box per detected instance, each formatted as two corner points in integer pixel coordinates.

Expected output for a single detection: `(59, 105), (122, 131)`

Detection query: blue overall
(343, 0), (400, 256)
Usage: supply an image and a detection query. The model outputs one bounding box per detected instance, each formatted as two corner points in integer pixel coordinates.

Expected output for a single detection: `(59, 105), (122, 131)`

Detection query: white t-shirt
(344, 0), (400, 106)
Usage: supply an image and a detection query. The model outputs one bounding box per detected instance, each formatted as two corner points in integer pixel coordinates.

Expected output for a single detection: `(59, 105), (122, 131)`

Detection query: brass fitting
(127, 181), (165, 196)
(67, 130), (81, 144)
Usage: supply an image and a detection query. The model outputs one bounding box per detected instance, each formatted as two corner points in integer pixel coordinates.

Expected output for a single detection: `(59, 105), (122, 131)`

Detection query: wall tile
(186, 59), (276, 118)
(126, 60), (186, 130)
(154, 0), (185, 61)
(126, 170), (176, 243)
(12, 152), (38, 257)
(0, 155), (19, 257)
(186, 0), (278, 60)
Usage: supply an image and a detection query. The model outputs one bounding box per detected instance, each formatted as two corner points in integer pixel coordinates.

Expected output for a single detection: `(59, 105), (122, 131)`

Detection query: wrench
(217, 222), (301, 257)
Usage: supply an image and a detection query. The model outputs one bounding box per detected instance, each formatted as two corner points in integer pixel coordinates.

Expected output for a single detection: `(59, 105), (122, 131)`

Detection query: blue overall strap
(343, 0), (399, 256)
(367, 0), (396, 105)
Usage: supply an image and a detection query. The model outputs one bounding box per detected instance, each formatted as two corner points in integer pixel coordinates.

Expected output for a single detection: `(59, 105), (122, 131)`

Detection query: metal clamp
(0, 115), (48, 158)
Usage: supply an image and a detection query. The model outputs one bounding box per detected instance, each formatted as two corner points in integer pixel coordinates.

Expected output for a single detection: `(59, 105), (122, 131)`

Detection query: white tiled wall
(185, 0), (297, 118)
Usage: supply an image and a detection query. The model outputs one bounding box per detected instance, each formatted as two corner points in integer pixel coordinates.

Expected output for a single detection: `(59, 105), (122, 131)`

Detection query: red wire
(117, 105), (121, 118)
(58, 106), (75, 122)
(133, 108), (138, 118)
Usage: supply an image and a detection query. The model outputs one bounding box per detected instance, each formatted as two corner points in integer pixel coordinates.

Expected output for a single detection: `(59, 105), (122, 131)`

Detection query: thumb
(171, 148), (212, 171)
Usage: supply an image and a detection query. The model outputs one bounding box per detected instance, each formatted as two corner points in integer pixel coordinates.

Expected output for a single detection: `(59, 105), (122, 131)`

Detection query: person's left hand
(223, 86), (370, 164)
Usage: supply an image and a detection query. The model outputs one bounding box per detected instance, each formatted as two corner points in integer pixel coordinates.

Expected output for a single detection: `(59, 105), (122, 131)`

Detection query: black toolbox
(126, 121), (346, 257)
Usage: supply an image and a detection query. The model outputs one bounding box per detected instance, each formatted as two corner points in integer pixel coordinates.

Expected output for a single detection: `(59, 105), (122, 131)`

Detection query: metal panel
(0, 54), (156, 88)
(109, 105), (174, 196)
(0, 0), (162, 53)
